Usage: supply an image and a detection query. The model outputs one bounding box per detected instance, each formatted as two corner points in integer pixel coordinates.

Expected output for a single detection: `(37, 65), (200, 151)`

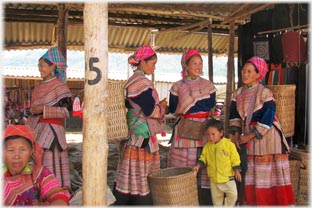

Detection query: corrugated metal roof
(5, 22), (236, 54)
(4, 3), (274, 55)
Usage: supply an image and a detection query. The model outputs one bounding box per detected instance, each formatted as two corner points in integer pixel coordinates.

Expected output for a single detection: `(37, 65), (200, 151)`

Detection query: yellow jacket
(198, 137), (241, 183)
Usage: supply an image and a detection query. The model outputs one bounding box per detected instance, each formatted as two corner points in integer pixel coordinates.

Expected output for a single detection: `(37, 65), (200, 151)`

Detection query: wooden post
(57, 4), (68, 60)
(82, 3), (108, 206)
(224, 21), (235, 137)
(207, 18), (213, 82)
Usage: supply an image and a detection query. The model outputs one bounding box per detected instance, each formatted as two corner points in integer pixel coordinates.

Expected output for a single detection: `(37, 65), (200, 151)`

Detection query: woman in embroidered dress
(167, 49), (217, 205)
(113, 45), (167, 205)
(26, 47), (72, 191)
(3, 124), (70, 206)
(229, 56), (295, 205)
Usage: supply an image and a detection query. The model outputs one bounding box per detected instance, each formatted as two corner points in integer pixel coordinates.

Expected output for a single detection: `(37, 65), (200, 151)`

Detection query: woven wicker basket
(148, 167), (199, 206)
(289, 148), (309, 169)
(297, 167), (309, 205)
(289, 160), (301, 200)
(107, 80), (128, 141)
(266, 85), (296, 137)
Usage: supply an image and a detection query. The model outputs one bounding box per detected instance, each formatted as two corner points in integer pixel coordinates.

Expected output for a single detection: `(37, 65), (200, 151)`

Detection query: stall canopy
(4, 2), (276, 55)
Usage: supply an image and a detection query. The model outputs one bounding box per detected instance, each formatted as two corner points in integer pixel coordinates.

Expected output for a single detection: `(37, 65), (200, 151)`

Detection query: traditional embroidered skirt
(244, 154), (295, 205)
(168, 147), (210, 188)
(115, 145), (160, 196)
(42, 146), (71, 190)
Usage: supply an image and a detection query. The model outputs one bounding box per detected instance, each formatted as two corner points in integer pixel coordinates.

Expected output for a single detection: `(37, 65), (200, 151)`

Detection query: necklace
(185, 77), (202, 96)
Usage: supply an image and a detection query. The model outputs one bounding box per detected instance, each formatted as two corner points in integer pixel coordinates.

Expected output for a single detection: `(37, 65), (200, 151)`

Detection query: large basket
(266, 85), (296, 137)
(107, 80), (128, 141)
(289, 160), (301, 200)
(148, 167), (199, 206)
(297, 167), (309, 205)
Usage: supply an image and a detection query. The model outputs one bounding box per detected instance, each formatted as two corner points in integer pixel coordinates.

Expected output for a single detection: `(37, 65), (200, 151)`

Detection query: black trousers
(112, 183), (153, 206)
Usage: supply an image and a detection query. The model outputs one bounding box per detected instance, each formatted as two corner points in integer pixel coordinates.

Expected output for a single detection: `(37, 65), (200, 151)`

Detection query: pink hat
(181, 49), (201, 79)
(247, 56), (268, 82)
(128, 45), (156, 66)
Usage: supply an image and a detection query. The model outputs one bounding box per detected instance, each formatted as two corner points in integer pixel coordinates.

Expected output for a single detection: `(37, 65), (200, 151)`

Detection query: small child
(194, 119), (241, 206)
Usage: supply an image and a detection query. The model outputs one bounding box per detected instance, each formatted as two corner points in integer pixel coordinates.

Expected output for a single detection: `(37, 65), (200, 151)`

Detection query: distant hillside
(3, 49), (236, 79)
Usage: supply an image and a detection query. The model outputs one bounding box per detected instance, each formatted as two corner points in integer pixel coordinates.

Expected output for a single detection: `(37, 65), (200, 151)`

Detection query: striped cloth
(114, 145), (160, 195)
(244, 154), (295, 205)
(3, 165), (70, 206)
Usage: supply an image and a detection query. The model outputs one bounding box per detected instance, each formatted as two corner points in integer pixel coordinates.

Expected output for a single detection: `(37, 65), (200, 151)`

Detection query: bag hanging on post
(282, 32), (307, 63)
(177, 117), (208, 140)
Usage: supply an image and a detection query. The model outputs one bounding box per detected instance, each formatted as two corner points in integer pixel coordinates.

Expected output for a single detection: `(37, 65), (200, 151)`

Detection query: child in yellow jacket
(194, 118), (241, 206)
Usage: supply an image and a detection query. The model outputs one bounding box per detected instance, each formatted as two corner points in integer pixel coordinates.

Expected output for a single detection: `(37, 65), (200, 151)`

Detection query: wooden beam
(227, 3), (251, 18)
(257, 24), (309, 35)
(220, 3), (274, 25)
(109, 5), (225, 21)
(224, 21), (235, 137)
(57, 4), (68, 59)
(207, 18), (213, 82)
(159, 19), (209, 33)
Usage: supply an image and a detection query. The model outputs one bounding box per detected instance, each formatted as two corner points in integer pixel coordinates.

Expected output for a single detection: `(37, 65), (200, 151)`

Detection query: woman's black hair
(39, 57), (54, 66)
(246, 61), (259, 73)
(4, 135), (33, 148)
(185, 54), (203, 65)
(204, 118), (224, 132)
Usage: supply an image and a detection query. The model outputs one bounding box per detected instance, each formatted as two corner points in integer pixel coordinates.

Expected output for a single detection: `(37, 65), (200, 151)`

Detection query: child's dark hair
(204, 118), (224, 132)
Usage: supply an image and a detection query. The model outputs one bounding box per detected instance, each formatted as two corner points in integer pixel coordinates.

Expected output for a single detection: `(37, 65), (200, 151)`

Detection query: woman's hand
(193, 164), (200, 173)
(239, 132), (256, 145)
(30, 105), (44, 115)
(159, 98), (168, 109)
(229, 132), (240, 149)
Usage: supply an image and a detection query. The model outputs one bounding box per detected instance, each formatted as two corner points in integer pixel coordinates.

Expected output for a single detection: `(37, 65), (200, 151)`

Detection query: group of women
(113, 45), (295, 206)
(3, 45), (295, 206)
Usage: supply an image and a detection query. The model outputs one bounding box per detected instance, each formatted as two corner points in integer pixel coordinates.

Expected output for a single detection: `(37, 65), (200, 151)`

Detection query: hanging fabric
(282, 31), (307, 66)
(72, 96), (83, 118)
(268, 64), (284, 85)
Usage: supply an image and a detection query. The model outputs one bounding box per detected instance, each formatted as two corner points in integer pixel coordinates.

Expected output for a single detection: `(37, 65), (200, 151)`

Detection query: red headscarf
(128, 45), (156, 66)
(247, 56), (268, 83)
(181, 49), (201, 79)
(4, 125), (43, 166)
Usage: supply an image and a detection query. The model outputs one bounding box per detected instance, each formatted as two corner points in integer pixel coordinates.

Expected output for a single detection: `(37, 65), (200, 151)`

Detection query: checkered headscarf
(41, 47), (67, 83)
(247, 56), (268, 83)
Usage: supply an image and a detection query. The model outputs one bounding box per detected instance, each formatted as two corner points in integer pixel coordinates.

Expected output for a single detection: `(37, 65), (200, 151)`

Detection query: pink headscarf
(128, 45), (156, 66)
(247, 56), (268, 83)
(181, 49), (201, 79)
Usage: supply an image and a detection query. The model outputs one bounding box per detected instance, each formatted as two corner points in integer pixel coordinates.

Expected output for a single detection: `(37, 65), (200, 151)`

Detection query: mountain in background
(3, 49), (236, 79)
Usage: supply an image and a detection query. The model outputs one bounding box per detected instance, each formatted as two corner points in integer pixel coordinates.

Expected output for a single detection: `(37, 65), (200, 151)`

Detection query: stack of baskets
(266, 85), (296, 138)
(289, 148), (309, 205)
(107, 80), (129, 141)
(148, 167), (199, 206)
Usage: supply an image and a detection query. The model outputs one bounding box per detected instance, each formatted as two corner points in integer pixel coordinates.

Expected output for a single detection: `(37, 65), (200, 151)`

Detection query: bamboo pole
(82, 3), (108, 206)
(224, 21), (235, 137)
